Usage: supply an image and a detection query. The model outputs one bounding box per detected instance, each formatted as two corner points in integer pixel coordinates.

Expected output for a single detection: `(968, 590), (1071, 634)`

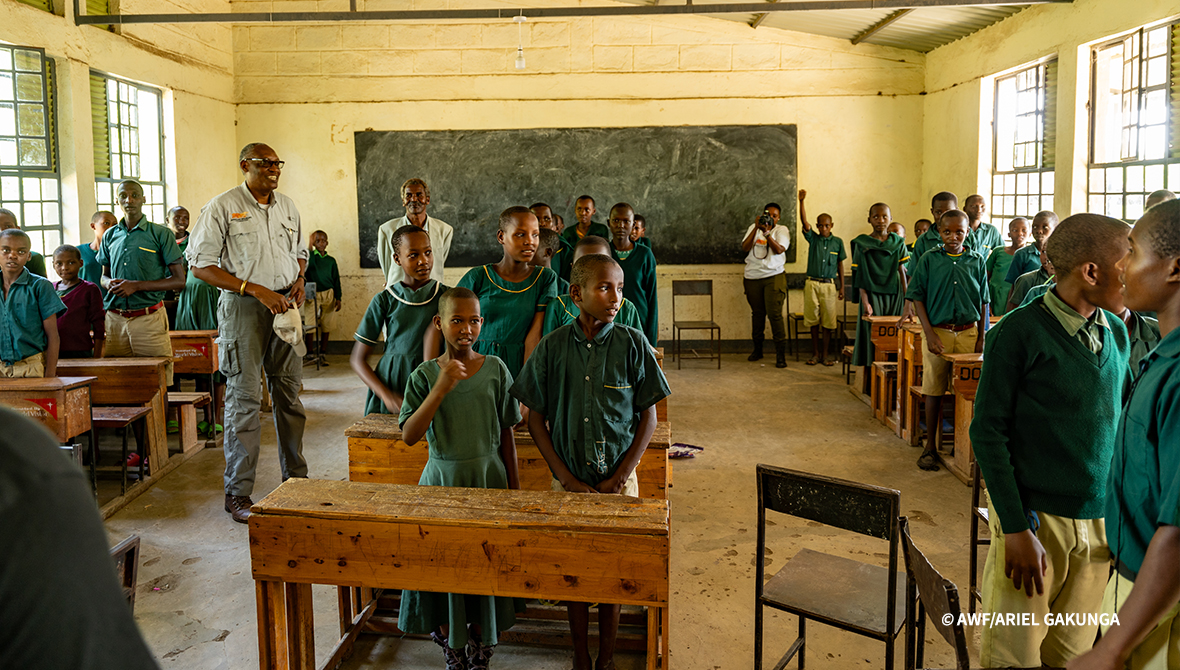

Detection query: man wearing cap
(187, 142), (309, 523)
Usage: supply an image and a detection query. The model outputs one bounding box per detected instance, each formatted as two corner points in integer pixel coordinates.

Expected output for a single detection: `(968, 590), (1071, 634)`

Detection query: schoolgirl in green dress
(985, 217), (1028, 317)
(398, 287), (522, 670)
(850, 202), (909, 367)
(351, 225), (444, 415)
(457, 206), (559, 379)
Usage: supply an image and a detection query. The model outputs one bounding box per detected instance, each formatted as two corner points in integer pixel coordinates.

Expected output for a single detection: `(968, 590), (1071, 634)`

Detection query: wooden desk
(250, 479), (670, 670)
(0, 376), (96, 442)
(899, 323), (924, 444)
(57, 358), (170, 474)
(171, 330), (222, 445)
(654, 347), (667, 422)
(346, 414), (672, 500)
(865, 316), (901, 362)
(937, 352), (982, 485)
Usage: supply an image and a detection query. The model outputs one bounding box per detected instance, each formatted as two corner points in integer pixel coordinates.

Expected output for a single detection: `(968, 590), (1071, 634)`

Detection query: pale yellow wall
(0, 0), (239, 250)
(232, 9), (926, 342)
(922, 0), (1180, 220)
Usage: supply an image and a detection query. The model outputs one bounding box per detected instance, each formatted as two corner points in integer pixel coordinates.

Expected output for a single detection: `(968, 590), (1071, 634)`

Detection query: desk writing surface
(345, 413), (672, 450)
(57, 358), (169, 405)
(0, 376), (96, 391)
(252, 478), (669, 536)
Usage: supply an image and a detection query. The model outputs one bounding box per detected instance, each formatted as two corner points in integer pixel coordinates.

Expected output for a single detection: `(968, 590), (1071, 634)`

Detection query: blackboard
(355, 125), (797, 268)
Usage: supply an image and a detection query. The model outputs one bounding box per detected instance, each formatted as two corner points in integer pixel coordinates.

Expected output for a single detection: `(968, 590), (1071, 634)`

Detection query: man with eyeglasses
(186, 142), (310, 524)
(376, 178), (452, 287)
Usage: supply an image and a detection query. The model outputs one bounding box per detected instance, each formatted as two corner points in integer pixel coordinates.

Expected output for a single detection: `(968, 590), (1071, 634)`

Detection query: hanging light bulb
(514, 15), (527, 70)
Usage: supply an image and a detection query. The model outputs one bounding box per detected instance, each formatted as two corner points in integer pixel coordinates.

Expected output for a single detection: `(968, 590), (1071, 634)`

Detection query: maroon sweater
(55, 281), (105, 353)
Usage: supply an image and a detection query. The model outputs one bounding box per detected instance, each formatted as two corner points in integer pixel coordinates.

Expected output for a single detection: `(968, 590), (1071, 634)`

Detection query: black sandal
(916, 450), (940, 471)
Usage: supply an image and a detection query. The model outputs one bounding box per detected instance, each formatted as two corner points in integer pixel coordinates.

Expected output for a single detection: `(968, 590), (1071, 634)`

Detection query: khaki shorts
(1099, 571), (1180, 670)
(803, 279), (838, 330)
(552, 469), (639, 497)
(920, 326), (978, 396)
(105, 307), (174, 386)
(300, 289), (338, 334)
(0, 352), (45, 378)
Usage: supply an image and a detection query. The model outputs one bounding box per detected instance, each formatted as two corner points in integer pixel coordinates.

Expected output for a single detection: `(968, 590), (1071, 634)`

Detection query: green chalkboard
(355, 125), (797, 268)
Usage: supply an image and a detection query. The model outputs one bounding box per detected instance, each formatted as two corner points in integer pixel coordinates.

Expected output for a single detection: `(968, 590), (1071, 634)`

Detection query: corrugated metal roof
(662, 3), (1031, 53)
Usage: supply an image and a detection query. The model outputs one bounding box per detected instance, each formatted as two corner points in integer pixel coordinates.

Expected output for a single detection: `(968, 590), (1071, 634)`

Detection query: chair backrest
(756, 463), (899, 540)
(671, 279), (714, 323)
(899, 517), (970, 670)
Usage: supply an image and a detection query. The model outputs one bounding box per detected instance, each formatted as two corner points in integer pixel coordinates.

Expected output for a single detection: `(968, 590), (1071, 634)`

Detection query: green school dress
(354, 280), (446, 415)
(611, 243), (659, 345)
(542, 294), (644, 336)
(457, 265), (559, 379)
(560, 221), (611, 247)
(985, 248), (1018, 316)
(175, 271), (219, 331)
(551, 237), (575, 282)
(396, 355), (523, 649)
(850, 233), (908, 366)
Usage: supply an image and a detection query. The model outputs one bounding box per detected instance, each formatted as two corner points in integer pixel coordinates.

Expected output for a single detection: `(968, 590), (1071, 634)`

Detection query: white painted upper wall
(922, 0), (1180, 220)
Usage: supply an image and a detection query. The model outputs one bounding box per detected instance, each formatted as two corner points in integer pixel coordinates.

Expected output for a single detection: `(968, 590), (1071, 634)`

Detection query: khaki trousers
(920, 326), (978, 395)
(0, 352), (45, 378)
(980, 497), (1110, 668)
(300, 288), (338, 334)
(105, 308), (174, 385)
(1098, 572), (1180, 670)
(802, 279), (838, 329)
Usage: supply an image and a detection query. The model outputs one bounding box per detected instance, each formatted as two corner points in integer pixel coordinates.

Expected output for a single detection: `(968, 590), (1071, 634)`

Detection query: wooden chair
(109, 535), (141, 613)
(838, 274), (857, 347)
(968, 463), (990, 614)
(900, 516), (971, 670)
(670, 279), (721, 369)
(167, 391), (211, 454)
(92, 406), (150, 496)
(754, 464), (905, 670)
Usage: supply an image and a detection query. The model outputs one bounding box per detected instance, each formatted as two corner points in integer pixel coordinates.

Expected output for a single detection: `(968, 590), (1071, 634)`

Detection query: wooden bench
(870, 361), (898, 428)
(166, 391), (211, 455)
(899, 323), (924, 444)
(249, 479), (670, 670)
(92, 406), (151, 496)
(345, 414), (672, 500)
(937, 352), (983, 485)
(170, 330), (222, 445)
(58, 358), (170, 475)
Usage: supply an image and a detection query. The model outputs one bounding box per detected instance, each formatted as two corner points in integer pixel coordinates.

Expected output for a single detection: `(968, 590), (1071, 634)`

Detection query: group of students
(348, 200), (669, 670)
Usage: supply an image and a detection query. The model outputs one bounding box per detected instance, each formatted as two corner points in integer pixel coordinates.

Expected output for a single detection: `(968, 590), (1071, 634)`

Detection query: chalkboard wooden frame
(355, 125), (797, 268)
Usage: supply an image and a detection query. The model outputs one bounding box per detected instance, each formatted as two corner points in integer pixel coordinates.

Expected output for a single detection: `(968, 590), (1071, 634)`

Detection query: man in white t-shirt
(740, 202), (792, 368)
(376, 178), (453, 287)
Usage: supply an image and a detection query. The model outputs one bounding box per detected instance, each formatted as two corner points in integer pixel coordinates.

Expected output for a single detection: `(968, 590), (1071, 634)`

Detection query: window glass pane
(1147, 56), (1167, 87)
(0, 74), (12, 102)
(1106, 194), (1124, 218)
(1126, 165), (1145, 192)
(18, 138), (45, 166)
(1092, 43), (1124, 164)
(14, 73), (42, 102)
(16, 103), (44, 136)
(1106, 167), (1124, 193)
(13, 50), (42, 73)
(22, 176), (39, 201)
(0, 103), (13, 135)
(22, 201), (41, 226)
(1143, 125), (1166, 160)
(1042, 171), (1054, 195)
(1145, 164), (1165, 191)
(0, 175), (17, 198)
(1147, 27), (1168, 57)
(1126, 194), (1144, 220)
(0, 139), (16, 165)
(1170, 164), (1180, 190)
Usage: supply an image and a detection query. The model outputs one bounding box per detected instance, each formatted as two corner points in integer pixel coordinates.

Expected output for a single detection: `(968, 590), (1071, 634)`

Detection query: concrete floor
(105, 353), (977, 670)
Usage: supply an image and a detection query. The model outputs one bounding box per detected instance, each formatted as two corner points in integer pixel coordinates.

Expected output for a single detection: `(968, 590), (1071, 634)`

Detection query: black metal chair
(671, 279), (721, 369)
(754, 464), (905, 670)
(968, 463), (991, 614)
(900, 516), (972, 670)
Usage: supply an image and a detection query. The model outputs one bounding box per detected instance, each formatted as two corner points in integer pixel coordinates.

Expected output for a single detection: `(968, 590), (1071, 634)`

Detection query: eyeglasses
(246, 159), (285, 169)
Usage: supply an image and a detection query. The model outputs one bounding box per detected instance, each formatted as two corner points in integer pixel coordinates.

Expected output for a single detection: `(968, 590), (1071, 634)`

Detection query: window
(0, 45), (63, 261)
(1088, 22), (1180, 221)
(91, 72), (168, 224)
(991, 60), (1057, 224)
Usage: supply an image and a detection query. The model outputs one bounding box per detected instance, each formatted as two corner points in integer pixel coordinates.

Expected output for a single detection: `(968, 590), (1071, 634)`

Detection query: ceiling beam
(748, 0), (778, 29)
(850, 7), (913, 44)
(72, 0), (1070, 25)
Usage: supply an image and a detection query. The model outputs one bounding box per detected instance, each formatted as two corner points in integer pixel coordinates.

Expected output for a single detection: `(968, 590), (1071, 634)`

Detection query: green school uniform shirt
(905, 247), (989, 326)
(1106, 326), (1180, 576)
(551, 236), (575, 282)
(965, 222), (1003, 260)
(1125, 311), (1161, 376)
(1042, 288), (1109, 354)
(355, 280), (447, 415)
(542, 294), (644, 337)
(1005, 244), (1043, 284)
(0, 268), (67, 365)
(985, 247), (1017, 316)
(611, 242), (659, 345)
(457, 265), (559, 378)
(970, 295), (1129, 533)
(1012, 267), (1054, 309)
(305, 250), (341, 300)
(636, 236), (652, 251)
(556, 275), (570, 296)
(802, 229), (846, 280)
(907, 228), (943, 277)
(95, 215), (183, 311)
(560, 221), (611, 246)
(851, 233), (907, 295)
(510, 321), (670, 488)
(25, 251), (47, 278)
(77, 243), (106, 300)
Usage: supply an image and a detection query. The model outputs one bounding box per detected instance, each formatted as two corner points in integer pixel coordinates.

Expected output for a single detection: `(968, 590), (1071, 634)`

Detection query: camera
(758, 212), (775, 229)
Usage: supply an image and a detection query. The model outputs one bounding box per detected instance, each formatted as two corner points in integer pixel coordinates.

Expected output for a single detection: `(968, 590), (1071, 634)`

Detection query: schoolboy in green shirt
(905, 210), (988, 472)
(542, 236), (643, 336)
(1071, 200), (1180, 670)
(964, 194), (1004, 260)
(561, 195), (611, 247)
(798, 190), (846, 366)
(302, 230), (342, 363)
(0, 209), (47, 277)
(0, 229), (65, 378)
(632, 214), (652, 251)
(535, 228), (570, 296)
(80, 211), (115, 300)
(608, 203), (660, 346)
(511, 253), (671, 670)
(971, 214), (1131, 669)
(1005, 210), (1059, 284)
(97, 180), (185, 385)
(1010, 248), (1056, 313)
(906, 191), (958, 277)
(532, 202), (573, 282)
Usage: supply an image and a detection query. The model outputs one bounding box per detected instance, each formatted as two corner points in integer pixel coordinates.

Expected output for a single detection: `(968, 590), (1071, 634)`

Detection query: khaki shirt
(1041, 288), (1109, 354)
(186, 182), (307, 291)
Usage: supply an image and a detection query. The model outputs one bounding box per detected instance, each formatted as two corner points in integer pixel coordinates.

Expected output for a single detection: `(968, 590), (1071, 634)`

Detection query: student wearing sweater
(970, 214), (1132, 669)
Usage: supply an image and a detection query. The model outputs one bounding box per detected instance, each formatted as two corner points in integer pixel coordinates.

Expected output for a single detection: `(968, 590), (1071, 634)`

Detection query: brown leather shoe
(224, 494), (254, 523)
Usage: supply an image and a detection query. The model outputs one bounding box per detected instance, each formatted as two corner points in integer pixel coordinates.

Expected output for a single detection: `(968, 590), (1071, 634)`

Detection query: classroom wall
(0, 0), (239, 248)
(922, 0), (1180, 220)
(231, 3), (926, 344)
